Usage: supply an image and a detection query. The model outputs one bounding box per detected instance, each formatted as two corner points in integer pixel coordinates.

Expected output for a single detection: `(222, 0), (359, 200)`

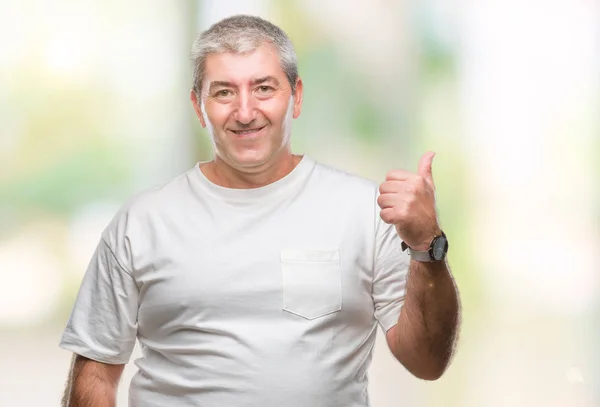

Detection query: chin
(228, 150), (272, 169)
(218, 140), (286, 169)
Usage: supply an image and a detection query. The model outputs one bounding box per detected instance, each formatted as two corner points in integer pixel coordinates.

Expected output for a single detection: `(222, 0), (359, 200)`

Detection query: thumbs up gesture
(377, 151), (441, 251)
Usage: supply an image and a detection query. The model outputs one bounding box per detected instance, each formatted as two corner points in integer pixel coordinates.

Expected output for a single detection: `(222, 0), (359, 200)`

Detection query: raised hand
(377, 151), (441, 251)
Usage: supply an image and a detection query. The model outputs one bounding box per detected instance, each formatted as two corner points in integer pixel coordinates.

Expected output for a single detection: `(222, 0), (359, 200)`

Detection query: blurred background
(1, 0), (598, 405)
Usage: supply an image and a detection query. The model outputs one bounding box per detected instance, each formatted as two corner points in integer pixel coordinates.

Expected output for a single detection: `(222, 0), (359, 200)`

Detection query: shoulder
(304, 157), (381, 224)
(101, 165), (195, 250)
(310, 158), (379, 197)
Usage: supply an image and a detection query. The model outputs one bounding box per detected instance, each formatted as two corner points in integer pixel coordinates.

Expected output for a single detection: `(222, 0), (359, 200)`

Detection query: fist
(377, 151), (441, 251)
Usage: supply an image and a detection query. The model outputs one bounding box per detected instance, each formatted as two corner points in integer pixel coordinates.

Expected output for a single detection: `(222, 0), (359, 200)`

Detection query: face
(191, 45), (303, 172)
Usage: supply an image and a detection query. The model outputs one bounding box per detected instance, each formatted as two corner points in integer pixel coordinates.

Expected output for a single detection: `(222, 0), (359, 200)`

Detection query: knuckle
(414, 175), (425, 186)
(395, 206), (407, 219)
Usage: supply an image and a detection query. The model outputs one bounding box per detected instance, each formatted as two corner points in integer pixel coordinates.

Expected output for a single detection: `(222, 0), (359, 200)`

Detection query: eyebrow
(208, 81), (235, 93)
(251, 76), (280, 86)
(208, 76), (280, 93)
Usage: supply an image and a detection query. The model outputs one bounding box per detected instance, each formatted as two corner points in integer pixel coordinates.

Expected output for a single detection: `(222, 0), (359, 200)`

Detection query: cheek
(262, 101), (290, 125)
(204, 104), (231, 127)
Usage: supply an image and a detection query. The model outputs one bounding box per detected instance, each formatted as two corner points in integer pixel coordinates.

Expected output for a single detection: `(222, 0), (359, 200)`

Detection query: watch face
(432, 236), (448, 260)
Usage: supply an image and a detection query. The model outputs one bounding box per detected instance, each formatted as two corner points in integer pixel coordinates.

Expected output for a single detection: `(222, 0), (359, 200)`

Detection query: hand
(377, 151), (441, 251)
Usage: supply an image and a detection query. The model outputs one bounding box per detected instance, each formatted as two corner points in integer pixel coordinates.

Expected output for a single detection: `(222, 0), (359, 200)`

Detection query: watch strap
(401, 231), (447, 262)
(409, 248), (435, 262)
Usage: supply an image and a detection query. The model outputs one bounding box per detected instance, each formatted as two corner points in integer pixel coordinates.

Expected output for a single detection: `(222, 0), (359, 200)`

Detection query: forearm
(63, 355), (122, 407)
(394, 259), (460, 379)
(68, 378), (116, 407)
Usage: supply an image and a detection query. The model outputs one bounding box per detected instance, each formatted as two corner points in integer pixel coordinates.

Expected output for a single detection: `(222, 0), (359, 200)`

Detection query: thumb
(417, 151), (436, 189)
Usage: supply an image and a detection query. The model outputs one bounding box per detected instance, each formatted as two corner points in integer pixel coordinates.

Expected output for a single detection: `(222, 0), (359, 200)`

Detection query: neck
(201, 152), (303, 189)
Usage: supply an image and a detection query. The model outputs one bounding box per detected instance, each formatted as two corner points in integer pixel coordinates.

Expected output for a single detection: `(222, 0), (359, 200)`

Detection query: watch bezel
(429, 231), (448, 261)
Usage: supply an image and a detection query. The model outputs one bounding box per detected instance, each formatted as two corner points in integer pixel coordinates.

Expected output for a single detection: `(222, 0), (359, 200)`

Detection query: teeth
(234, 128), (261, 135)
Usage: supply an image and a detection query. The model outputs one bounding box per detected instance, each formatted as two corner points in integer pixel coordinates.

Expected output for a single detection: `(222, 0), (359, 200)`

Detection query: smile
(230, 125), (266, 137)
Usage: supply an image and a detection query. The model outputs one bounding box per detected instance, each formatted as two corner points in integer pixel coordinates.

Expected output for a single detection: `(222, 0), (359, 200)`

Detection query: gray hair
(191, 15), (299, 96)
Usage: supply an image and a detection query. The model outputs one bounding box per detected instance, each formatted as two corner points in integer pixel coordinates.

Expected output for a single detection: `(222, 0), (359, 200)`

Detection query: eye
(257, 85), (273, 93)
(216, 89), (231, 97)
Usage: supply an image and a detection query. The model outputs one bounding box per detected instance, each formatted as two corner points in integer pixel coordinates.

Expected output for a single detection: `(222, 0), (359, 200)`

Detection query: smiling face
(191, 44), (303, 172)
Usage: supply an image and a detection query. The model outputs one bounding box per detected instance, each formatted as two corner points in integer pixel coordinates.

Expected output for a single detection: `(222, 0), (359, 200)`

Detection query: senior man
(60, 14), (460, 407)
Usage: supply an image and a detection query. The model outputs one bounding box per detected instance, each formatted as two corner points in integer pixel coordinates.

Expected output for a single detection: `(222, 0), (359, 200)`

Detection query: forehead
(203, 45), (286, 87)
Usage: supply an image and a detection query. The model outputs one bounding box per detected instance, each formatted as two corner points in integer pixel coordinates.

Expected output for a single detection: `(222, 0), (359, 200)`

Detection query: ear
(292, 78), (303, 119)
(190, 90), (206, 128)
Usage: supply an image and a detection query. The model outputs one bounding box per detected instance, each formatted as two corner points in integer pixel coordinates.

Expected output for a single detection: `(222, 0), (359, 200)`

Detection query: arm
(386, 258), (460, 380)
(59, 235), (139, 405)
(377, 151), (461, 380)
(62, 354), (125, 407)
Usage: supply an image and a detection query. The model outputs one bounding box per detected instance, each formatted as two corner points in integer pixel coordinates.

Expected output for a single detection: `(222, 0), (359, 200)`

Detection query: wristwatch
(401, 231), (449, 262)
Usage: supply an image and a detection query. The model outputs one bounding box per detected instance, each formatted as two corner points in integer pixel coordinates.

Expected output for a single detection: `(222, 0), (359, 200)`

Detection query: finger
(385, 169), (414, 181)
(417, 151), (436, 190)
(379, 208), (398, 224)
(377, 193), (399, 209)
(378, 180), (406, 194)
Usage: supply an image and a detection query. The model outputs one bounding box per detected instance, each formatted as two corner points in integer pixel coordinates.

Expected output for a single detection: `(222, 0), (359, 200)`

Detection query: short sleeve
(372, 191), (410, 333)
(59, 237), (139, 364)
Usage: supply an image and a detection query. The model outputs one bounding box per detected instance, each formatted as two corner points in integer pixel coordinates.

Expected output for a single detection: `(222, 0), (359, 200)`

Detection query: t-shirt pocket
(280, 249), (342, 320)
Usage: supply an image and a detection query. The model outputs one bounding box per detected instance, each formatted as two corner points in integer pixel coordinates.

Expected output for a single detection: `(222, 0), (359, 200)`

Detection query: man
(60, 15), (460, 407)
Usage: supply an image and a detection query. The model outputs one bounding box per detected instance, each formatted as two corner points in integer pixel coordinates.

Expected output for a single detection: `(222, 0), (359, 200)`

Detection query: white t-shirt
(60, 155), (409, 407)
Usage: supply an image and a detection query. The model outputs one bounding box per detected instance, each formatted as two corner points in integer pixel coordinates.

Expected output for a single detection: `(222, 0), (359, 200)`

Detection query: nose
(232, 91), (258, 125)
